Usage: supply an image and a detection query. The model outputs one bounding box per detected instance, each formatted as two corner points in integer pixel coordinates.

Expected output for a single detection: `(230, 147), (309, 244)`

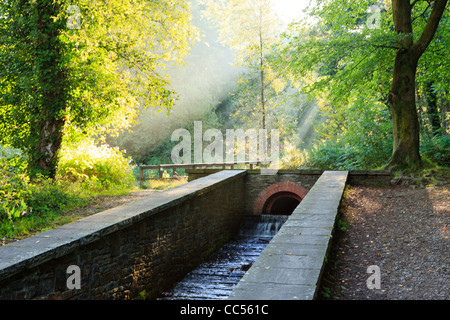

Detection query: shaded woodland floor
(319, 185), (449, 300)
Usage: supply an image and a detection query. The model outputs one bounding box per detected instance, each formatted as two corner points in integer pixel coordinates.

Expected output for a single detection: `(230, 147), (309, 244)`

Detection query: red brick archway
(253, 182), (308, 215)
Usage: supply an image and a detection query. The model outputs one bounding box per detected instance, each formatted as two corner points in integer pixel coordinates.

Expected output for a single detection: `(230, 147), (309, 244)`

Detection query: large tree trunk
(34, 118), (65, 178)
(28, 0), (67, 178)
(387, 50), (422, 170)
(386, 0), (448, 171)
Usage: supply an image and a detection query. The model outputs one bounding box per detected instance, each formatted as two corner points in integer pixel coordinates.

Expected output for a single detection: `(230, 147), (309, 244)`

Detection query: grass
(1, 176), (188, 244)
(1, 181), (134, 242)
(141, 177), (187, 190)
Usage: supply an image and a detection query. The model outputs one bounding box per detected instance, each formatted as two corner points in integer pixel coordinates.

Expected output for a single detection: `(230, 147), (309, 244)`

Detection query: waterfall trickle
(238, 214), (289, 238)
(158, 214), (288, 300)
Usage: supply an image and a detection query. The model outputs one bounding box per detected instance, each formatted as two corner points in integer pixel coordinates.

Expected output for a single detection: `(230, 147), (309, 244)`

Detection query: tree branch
(411, 2), (431, 23)
(371, 43), (402, 50)
(411, 0), (448, 59)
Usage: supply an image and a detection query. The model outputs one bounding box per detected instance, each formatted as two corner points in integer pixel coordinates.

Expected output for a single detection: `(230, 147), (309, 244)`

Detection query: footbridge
(0, 169), (391, 300)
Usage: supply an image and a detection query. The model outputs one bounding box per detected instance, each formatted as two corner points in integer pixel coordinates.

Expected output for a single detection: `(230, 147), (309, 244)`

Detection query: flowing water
(158, 214), (288, 300)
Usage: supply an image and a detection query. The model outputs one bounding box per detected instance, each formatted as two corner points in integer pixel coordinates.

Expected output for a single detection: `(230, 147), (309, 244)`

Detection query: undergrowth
(0, 141), (137, 242)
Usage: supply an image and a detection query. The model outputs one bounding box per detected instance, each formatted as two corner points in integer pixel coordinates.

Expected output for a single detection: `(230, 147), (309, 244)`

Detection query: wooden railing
(139, 161), (264, 187)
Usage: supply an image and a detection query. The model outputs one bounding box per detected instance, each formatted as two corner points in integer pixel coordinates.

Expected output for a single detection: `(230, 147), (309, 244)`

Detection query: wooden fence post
(139, 166), (144, 188)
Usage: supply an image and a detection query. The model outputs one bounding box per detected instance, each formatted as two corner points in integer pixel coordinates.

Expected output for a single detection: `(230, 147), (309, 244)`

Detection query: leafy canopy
(0, 0), (199, 148)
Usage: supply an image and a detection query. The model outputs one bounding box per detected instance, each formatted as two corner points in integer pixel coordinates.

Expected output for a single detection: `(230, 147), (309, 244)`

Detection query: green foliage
(277, 0), (397, 104)
(302, 93), (393, 170)
(421, 134), (450, 167)
(26, 177), (86, 215)
(227, 71), (307, 140)
(138, 141), (176, 166)
(275, 0), (449, 171)
(0, 147), (84, 239)
(200, 0), (281, 60)
(416, 6), (450, 98)
(0, 0), (199, 177)
(200, 0), (284, 130)
(307, 133), (392, 170)
(0, 0), (69, 177)
(279, 141), (310, 169)
(0, 146), (31, 226)
(136, 290), (148, 300)
(320, 286), (332, 299)
(309, 140), (361, 170)
(0, 175), (89, 239)
(109, 0), (236, 162)
(0, 140), (136, 240)
(59, 0), (199, 137)
(57, 138), (135, 190)
(336, 217), (349, 232)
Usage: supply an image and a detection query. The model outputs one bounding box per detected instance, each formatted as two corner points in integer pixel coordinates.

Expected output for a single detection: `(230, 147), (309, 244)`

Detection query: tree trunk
(30, 118), (65, 178)
(387, 50), (422, 170)
(261, 65), (266, 130)
(385, 0), (448, 171)
(28, 0), (67, 178)
(259, 5), (266, 130)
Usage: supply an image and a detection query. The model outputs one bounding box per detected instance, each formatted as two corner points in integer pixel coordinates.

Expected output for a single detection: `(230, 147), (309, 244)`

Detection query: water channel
(158, 214), (288, 300)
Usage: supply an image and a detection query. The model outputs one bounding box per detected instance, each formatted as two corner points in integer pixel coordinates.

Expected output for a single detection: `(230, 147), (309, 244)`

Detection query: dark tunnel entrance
(262, 192), (301, 215)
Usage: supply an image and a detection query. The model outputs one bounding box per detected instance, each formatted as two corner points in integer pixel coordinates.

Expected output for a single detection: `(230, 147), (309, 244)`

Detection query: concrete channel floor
(228, 170), (349, 300)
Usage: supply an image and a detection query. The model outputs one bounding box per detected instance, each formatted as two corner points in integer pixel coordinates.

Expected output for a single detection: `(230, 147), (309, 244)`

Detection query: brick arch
(253, 182), (308, 215)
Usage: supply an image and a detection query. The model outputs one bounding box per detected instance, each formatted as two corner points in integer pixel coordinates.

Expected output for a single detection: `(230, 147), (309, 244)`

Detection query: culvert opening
(253, 182), (307, 215)
(263, 192), (301, 215)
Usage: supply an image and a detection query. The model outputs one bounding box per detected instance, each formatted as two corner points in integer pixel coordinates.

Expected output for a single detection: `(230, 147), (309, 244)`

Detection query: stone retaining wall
(244, 170), (322, 215)
(0, 171), (247, 300)
(186, 169), (391, 215)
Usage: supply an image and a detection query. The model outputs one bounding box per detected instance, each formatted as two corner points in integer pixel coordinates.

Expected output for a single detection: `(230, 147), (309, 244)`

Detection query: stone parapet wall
(0, 171), (246, 300)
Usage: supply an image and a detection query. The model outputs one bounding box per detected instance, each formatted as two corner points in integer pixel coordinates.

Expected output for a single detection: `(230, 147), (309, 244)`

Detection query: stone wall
(0, 170), (246, 300)
(244, 170), (323, 215)
(186, 169), (391, 215)
(346, 170), (392, 186)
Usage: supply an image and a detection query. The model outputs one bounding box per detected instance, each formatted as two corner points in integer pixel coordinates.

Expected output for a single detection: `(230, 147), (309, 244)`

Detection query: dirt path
(62, 189), (159, 220)
(319, 185), (449, 300)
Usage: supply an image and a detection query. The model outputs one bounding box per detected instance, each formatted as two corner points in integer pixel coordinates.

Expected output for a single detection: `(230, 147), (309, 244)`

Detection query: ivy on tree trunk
(27, 0), (68, 178)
